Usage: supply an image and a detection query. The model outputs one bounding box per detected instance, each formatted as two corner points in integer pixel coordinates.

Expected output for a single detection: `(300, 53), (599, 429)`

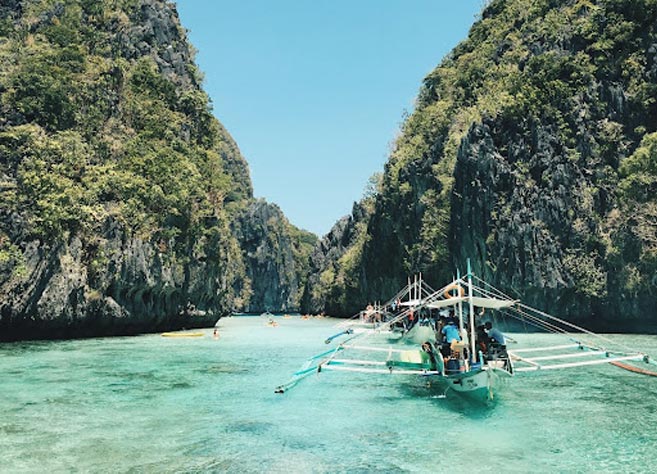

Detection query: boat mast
(457, 268), (463, 332)
(467, 259), (476, 360)
(413, 274), (416, 302)
(407, 276), (411, 304)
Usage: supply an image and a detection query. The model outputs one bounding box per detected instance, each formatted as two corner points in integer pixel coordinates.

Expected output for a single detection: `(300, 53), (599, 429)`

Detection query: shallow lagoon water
(2, 316), (657, 473)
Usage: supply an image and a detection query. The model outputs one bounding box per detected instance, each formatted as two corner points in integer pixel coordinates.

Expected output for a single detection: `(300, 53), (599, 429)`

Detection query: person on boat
(441, 321), (467, 372)
(475, 324), (489, 352)
(484, 322), (509, 360)
(421, 341), (438, 370)
(436, 315), (446, 333)
(406, 309), (418, 331)
(418, 308), (429, 327)
(446, 308), (458, 326)
(365, 304), (374, 322)
(441, 320), (461, 344)
(484, 321), (505, 345)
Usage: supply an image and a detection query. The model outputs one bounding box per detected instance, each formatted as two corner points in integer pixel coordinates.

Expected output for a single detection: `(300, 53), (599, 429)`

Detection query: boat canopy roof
(399, 299), (423, 307)
(426, 296), (516, 309)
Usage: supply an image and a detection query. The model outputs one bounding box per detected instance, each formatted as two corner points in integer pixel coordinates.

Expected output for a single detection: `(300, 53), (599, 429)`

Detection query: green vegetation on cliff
(611, 132), (657, 298)
(0, 0), (313, 340)
(304, 0), (657, 329)
(0, 1), (247, 239)
(302, 174), (380, 316)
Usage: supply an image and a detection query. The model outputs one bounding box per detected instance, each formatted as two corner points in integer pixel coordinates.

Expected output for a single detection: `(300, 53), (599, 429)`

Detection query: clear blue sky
(176, 1), (483, 236)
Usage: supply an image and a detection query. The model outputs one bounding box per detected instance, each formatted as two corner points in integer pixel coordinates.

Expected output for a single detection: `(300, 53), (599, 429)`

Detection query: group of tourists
(435, 311), (507, 361)
(362, 304), (383, 323)
(363, 298), (509, 369)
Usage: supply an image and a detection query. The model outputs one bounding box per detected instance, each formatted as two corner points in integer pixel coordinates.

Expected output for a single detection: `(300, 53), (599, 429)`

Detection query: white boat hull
(432, 366), (511, 403)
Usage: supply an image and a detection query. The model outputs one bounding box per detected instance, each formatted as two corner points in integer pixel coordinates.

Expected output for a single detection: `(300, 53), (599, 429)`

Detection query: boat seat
(451, 340), (467, 352)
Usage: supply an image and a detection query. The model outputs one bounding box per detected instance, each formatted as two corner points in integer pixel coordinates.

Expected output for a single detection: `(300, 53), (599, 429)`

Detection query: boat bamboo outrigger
(276, 260), (657, 402)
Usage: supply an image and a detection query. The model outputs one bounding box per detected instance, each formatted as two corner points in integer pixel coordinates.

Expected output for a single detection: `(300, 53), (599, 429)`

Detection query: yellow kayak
(161, 332), (204, 338)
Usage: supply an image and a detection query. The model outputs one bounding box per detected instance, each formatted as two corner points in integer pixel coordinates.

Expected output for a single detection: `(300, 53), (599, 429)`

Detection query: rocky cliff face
(0, 218), (237, 340)
(0, 0), (310, 341)
(303, 0), (657, 331)
(447, 0), (657, 331)
(301, 200), (372, 316)
(302, 215), (354, 315)
(232, 200), (315, 313)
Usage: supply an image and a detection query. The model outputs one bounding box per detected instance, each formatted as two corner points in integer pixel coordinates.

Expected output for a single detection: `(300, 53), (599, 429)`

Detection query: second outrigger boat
(276, 260), (657, 403)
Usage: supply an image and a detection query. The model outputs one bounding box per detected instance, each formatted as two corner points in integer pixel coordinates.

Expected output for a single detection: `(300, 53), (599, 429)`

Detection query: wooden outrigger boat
(335, 274), (436, 341)
(276, 261), (657, 403)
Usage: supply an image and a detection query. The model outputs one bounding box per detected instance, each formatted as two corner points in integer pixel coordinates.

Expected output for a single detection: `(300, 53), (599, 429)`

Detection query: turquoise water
(2, 316), (657, 473)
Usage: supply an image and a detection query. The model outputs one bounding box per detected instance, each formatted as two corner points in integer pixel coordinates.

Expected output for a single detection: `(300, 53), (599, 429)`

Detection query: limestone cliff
(301, 200), (372, 316)
(303, 0), (657, 331)
(232, 200), (316, 313)
(0, 0), (310, 340)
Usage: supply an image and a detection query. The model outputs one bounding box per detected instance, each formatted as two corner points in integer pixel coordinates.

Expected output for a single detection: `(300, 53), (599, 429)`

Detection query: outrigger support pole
(467, 259), (476, 362)
(276, 332), (362, 394)
(325, 328), (354, 344)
